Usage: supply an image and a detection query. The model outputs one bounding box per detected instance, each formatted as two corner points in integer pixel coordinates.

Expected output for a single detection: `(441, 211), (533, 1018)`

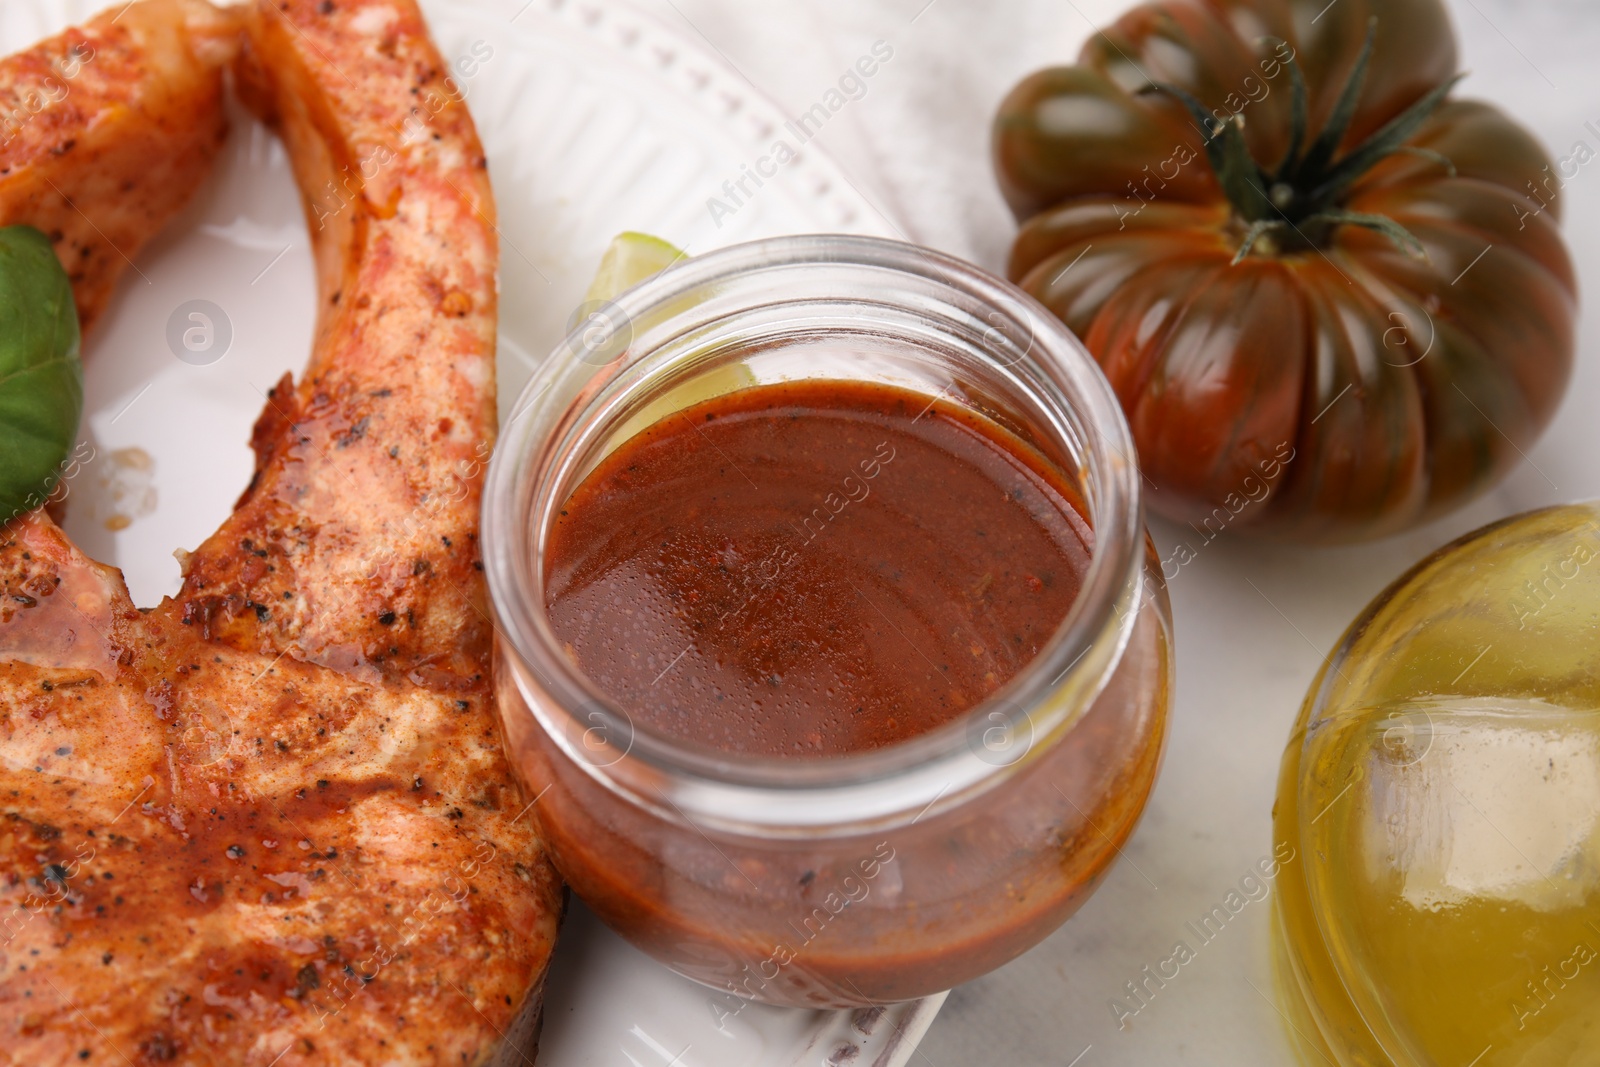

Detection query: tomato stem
(1144, 19), (1460, 263)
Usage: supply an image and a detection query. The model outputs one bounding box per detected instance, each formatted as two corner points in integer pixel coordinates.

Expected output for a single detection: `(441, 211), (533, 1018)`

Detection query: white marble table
(621, 0), (1600, 1062)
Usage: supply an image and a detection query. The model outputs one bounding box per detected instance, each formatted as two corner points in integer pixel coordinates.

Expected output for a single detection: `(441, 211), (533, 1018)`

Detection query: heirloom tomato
(995, 0), (1575, 541)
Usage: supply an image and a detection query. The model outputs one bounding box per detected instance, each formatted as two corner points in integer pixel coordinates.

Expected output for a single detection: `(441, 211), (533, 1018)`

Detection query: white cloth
(630, 0), (1127, 271)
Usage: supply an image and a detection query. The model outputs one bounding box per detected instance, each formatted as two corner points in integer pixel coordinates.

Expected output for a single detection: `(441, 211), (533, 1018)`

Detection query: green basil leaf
(0, 225), (82, 524)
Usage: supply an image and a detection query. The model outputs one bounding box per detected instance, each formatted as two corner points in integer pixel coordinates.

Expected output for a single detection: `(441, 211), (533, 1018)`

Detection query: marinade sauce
(544, 379), (1092, 754)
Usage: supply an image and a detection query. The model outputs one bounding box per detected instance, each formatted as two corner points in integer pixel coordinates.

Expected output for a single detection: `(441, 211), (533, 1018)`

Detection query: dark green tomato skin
(994, 0), (1575, 542)
(0, 225), (82, 525)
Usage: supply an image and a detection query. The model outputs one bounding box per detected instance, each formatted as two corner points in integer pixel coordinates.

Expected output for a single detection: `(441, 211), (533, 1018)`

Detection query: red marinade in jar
(544, 379), (1093, 755)
(523, 376), (1167, 1005)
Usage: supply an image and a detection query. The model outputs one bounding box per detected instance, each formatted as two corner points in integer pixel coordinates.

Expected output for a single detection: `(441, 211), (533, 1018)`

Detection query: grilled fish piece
(0, 0), (236, 333)
(0, 2), (562, 1064)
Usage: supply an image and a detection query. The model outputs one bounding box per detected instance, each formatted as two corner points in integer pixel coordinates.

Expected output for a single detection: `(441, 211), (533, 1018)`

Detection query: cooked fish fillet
(0, 0), (236, 333)
(0, 2), (563, 1065)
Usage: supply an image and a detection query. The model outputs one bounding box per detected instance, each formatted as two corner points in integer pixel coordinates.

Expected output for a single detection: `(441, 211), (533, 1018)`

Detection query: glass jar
(1273, 503), (1600, 1066)
(483, 235), (1172, 1008)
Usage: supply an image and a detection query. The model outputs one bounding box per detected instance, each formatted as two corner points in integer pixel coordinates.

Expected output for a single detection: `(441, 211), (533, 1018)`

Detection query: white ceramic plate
(0, 0), (941, 1063)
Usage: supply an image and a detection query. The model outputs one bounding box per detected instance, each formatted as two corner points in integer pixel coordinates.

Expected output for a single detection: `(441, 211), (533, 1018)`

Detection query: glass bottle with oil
(1274, 504), (1600, 1066)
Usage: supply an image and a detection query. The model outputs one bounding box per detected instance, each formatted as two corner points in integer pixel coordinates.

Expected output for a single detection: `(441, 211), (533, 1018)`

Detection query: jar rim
(483, 234), (1149, 830)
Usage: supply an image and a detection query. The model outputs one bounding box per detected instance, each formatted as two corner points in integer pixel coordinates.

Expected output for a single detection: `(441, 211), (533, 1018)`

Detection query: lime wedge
(577, 233), (759, 437)
(584, 231), (686, 305)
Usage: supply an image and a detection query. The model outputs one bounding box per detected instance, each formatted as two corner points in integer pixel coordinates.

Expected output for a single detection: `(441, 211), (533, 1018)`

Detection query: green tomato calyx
(1144, 19), (1461, 264)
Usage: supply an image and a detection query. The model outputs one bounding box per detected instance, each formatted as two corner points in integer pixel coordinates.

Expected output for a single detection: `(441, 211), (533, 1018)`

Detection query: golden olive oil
(1273, 504), (1600, 1066)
